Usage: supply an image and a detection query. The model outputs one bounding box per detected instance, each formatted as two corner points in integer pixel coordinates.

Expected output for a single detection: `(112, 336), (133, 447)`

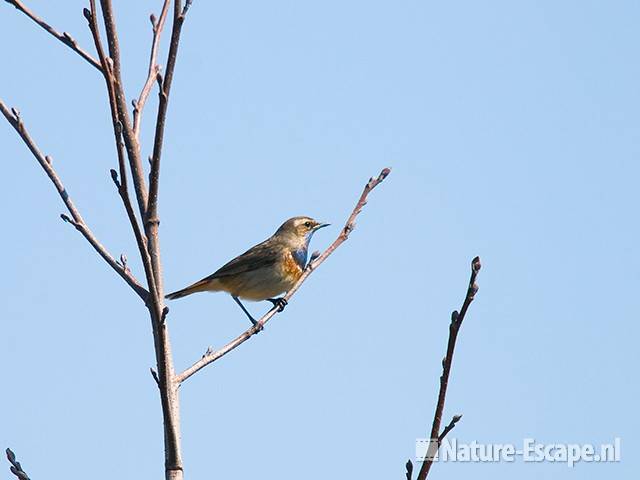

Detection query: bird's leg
(267, 297), (288, 312)
(232, 296), (262, 331)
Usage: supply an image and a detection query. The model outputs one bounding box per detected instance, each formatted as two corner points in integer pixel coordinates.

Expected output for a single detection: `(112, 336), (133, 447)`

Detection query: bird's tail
(165, 278), (216, 300)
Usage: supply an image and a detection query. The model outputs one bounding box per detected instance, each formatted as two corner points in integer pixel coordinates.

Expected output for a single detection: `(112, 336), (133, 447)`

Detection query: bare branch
(98, 0), (149, 220)
(6, 448), (30, 480)
(176, 167), (391, 384)
(6, 4), (194, 479)
(84, 2), (162, 312)
(416, 257), (481, 480)
(133, 0), (171, 139)
(145, 0), (194, 301)
(0, 99), (148, 300)
(91, 4), (192, 478)
(438, 414), (462, 442)
(4, 0), (102, 71)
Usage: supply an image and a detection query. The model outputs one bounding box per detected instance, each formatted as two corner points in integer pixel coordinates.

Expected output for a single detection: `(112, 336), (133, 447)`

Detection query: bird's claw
(267, 297), (288, 312)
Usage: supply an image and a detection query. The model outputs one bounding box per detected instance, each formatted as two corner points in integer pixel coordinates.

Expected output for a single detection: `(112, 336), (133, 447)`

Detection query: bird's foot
(267, 297), (288, 312)
(252, 319), (264, 333)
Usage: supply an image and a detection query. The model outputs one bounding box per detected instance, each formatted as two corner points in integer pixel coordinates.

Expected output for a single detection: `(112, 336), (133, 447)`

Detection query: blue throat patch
(291, 247), (308, 269)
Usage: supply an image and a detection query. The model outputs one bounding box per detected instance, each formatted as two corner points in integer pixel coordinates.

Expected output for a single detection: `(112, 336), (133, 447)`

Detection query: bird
(165, 216), (329, 327)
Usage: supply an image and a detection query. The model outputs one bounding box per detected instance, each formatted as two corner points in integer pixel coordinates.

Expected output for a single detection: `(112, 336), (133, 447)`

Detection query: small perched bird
(166, 216), (329, 326)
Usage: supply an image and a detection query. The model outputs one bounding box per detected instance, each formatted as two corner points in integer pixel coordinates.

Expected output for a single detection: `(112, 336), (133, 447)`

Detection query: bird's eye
(304, 221), (312, 228)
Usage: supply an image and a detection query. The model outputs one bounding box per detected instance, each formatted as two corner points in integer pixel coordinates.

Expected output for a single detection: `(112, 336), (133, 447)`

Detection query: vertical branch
(98, 0), (149, 221)
(92, 2), (191, 478)
(144, 4), (193, 478)
(414, 256), (481, 480)
(146, 0), (193, 298)
(84, 3), (158, 304)
(133, 0), (171, 139)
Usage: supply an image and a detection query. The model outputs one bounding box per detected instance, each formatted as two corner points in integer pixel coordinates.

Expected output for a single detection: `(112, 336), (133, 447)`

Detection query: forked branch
(176, 167), (391, 384)
(409, 256), (481, 480)
(133, 0), (171, 139)
(145, 0), (193, 300)
(98, 0), (150, 221)
(84, 1), (160, 306)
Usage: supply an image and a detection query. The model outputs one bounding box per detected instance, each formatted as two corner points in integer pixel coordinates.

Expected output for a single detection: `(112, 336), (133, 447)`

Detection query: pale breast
(220, 250), (304, 301)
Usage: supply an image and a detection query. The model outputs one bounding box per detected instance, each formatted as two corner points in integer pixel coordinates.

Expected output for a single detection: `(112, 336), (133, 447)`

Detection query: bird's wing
(206, 239), (279, 280)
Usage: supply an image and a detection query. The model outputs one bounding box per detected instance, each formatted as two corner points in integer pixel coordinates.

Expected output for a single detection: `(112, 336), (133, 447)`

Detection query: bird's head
(275, 216), (330, 246)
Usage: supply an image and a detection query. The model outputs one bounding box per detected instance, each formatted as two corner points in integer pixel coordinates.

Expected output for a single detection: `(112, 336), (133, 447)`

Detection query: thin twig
(133, 0), (171, 139)
(0, 99), (148, 300)
(99, 0), (149, 220)
(145, 0), (193, 301)
(85, 1), (160, 305)
(437, 414), (462, 442)
(176, 168), (391, 384)
(5, 449), (30, 480)
(416, 256), (481, 480)
(4, 0), (102, 71)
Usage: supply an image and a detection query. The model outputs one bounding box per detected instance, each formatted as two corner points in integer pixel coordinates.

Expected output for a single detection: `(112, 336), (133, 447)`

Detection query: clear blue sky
(1, 1), (638, 479)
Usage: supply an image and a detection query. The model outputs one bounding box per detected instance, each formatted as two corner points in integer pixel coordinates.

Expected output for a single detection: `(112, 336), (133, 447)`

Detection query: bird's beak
(315, 222), (330, 230)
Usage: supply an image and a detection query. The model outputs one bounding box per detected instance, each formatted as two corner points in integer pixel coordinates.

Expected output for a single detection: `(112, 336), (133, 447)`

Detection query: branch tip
(472, 256), (481, 272)
(150, 13), (157, 27)
(366, 167), (391, 190)
(6, 448), (30, 480)
(82, 7), (91, 21)
(405, 459), (413, 480)
(182, 0), (193, 17)
(415, 256), (481, 480)
(110, 168), (120, 186)
(150, 367), (160, 385)
(437, 414), (463, 442)
(62, 31), (75, 46)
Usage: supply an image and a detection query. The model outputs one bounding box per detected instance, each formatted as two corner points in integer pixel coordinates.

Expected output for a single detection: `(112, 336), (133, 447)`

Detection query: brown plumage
(165, 216), (329, 325)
